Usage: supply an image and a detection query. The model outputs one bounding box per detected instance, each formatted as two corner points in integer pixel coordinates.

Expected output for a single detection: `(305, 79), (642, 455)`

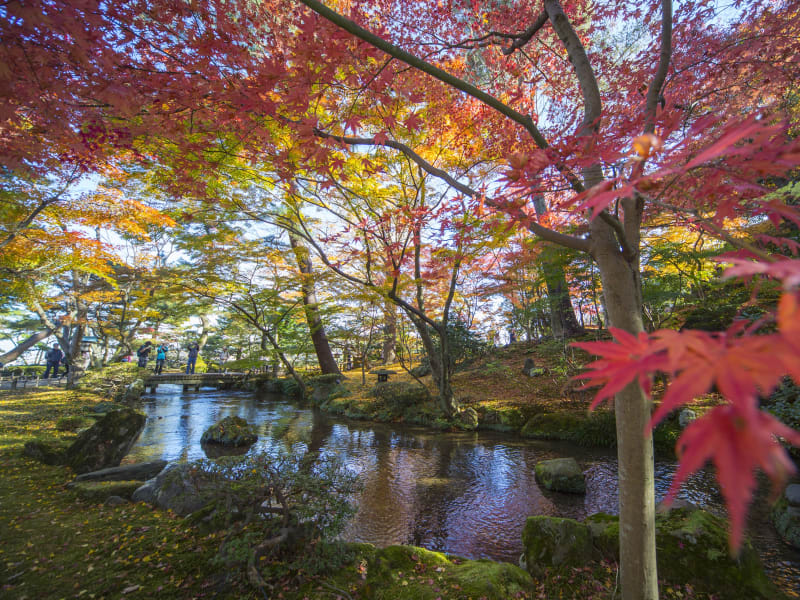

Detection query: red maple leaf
(664, 403), (800, 552)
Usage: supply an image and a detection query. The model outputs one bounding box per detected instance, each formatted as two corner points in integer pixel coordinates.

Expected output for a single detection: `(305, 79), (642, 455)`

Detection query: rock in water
(65, 408), (146, 474)
(200, 416), (258, 446)
(534, 457), (586, 493)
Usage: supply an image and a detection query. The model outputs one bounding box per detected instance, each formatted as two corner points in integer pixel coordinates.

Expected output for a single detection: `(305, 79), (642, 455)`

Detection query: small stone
(104, 495), (128, 506)
(785, 483), (800, 507)
(678, 408), (697, 428)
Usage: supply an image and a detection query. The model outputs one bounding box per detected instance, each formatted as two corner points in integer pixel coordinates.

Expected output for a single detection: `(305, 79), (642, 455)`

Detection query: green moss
(534, 458), (585, 493)
(365, 545), (532, 600)
(55, 415), (94, 431)
(71, 480), (142, 502)
(200, 416), (258, 446)
(585, 509), (785, 599)
(521, 516), (595, 576)
(520, 412), (582, 440)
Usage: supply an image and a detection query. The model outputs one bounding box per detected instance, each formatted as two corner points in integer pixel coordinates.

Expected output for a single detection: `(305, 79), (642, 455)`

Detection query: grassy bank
(309, 338), (704, 453)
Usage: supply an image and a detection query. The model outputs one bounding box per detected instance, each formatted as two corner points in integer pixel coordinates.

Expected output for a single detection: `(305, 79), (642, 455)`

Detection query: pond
(124, 387), (800, 593)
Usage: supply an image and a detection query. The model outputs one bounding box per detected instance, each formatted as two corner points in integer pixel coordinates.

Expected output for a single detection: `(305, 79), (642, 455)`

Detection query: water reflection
(125, 387), (800, 592)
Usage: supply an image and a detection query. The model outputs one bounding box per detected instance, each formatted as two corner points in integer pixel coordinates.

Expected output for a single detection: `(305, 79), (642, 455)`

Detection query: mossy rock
(371, 381), (429, 412)
(365, 545), (531, 600)
(323, 395), (352, 415)
(308, 374), (344, 404)
(521, 516), (596, 576)
(55, 415), (94, 432)
(23, 438), (71, 465)
(586, 508), (784, 599)
(520, 412), (582, 440)
(200, 416), (258, 446)
(454, 407), (479, 431)
(65, 408), (147, 474)
(71, 480), (143, 503)
(771, 496), (800, 549)
(534, 457), (586, 493)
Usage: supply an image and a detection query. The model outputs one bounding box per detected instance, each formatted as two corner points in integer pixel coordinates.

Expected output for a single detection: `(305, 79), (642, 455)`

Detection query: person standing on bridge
(154, 343), (168, 374)
(186, 341), (200, 374)
(136, 341), (152, 368)
(44, 343), (63, 379)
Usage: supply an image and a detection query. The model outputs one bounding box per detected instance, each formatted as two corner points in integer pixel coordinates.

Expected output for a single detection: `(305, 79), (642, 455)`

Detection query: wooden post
(11, 377), (17, 390)
(183, 384), (189, 392)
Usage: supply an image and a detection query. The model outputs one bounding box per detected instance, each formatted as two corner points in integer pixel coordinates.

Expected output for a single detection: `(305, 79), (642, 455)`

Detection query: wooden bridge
(144, 370), (269, 393)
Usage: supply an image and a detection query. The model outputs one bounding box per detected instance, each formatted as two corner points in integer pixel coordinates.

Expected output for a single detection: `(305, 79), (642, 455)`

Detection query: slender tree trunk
(0, 329), (53, 365)
(591, 218), (657, 600)
(288, 234), (340, 374)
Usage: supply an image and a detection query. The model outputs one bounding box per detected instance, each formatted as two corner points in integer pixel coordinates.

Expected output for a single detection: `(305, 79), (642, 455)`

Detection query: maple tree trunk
(0, 328), (53, 365)
(413, 318), (456, 415)
(542, 260), (583, 338)
(382, 302), (397, 364)
(534, 198), (583, 338)
(289, 234), (340, 375)
(592, 220), (658, 600)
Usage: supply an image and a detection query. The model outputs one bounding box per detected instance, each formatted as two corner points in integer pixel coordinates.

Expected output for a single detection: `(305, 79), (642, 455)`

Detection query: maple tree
(3, 1), (800, 599)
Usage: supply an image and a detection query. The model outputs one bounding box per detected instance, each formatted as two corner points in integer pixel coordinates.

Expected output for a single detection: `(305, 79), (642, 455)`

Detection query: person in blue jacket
(154, 343), (168, 374)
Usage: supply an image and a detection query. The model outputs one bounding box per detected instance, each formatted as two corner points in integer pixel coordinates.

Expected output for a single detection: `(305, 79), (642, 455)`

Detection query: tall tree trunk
(198, 315), (210, 351)
(0, 328), (53, 365)
(382, 302), (397, 364)
(288, 234), (340, 374)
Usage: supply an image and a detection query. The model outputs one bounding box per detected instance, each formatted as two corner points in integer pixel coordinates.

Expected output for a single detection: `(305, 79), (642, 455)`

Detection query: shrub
(192, 450), (360, 589)
(279, 377), (303, 398)
(371, 381), (429, 412)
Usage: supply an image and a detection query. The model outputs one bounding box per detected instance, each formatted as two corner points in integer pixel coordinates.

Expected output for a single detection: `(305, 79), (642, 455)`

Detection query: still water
(124, 387), (800, 593)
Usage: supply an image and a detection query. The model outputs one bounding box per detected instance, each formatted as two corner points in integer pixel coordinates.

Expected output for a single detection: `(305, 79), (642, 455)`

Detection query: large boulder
(64, 408), (146, 474)
(132, 462), (218, 516)
(584, 508), (782, 599)
(534, 457), (585, 494)
(520, 516), (595, 576)
(200, 416), (258, 446)
(772, 484), (800, 549)
(73, 460), (167, 483)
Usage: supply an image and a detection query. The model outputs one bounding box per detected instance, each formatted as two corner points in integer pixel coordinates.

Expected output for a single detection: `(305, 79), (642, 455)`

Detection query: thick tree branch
(543, 0), (601, 140)
(502, 11), (548, 55)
